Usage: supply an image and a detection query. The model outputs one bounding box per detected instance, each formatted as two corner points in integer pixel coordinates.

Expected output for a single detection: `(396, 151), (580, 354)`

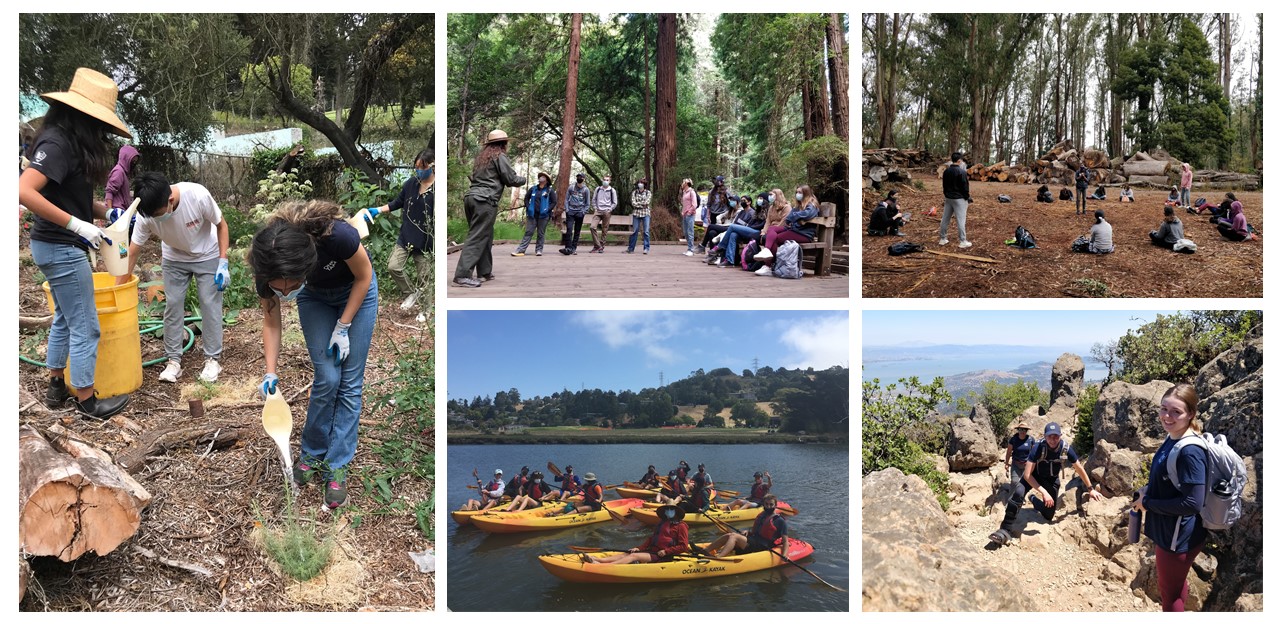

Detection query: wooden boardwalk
(446, 241), (849, 298)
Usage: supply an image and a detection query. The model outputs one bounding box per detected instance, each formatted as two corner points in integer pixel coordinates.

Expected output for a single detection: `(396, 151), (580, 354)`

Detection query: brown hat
(41, 68), (132, 138)
(483, 129), (511, 145)
(1014, 421), (1030, 430)
(655, 504), (686, 522)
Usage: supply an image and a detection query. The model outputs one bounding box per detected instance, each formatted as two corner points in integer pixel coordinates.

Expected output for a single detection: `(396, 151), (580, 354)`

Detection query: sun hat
(483, 129), (511, 145)
(656, 504), (686, 522)
(41, 68), (132, 138)
(584, 473), (597, 481)
(1014, 421), (1030, 430)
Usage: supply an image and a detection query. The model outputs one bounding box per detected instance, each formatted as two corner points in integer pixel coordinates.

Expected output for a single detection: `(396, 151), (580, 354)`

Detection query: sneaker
(695, 245), (705, 254)
(643, 249), (648, 254)
(894, 232), (907, 237)
(535, 251), (542, 256)
(623, 249), (634, 254)
(159, 360), (182, 383)
(510, 251), (525, 257)
(571, 250), (578, 255)
(958, 241), (973, 249)
(480, 274), (496, 282)
(325, 469), (349, 509)
(198, 359), (221, 383)
(45, 377), (71, 408)
(72, 393), (130, 420)
(938, 238), (949, 246)
(399, 291), (419, 310)
(755, 266), (774, 276)
(559, 248), (572, 256)
(293, 461), (317, 488)
(453, 277), (481, 288)
(683, 250), (694, 256)
(713, 258), (726, 267)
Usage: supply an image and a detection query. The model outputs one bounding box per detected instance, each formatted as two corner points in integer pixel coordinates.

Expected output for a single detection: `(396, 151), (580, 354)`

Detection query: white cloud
(778, 314), (850, 370)
(569, 311), (683, 362)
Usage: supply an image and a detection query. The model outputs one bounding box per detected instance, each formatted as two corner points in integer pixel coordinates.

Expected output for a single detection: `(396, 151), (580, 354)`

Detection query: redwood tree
(554, 13), (583, 223)
(654, 13), (677, 210)
(827, 13), (850, 141)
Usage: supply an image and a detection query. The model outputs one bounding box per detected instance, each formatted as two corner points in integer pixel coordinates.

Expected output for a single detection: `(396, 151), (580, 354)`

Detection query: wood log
(1129, 151), (1154, 162)
(19, 557), (29, 603)
(869, 166), (887, 182)
(996, 172), (1009, 182)
(1127, 174), (1172, 186)
(19, 425), (150, 562)
(116, 424), (244, 474)
(19, 315), (52, 330)
(46, 425), (151, 504)
(1123, 160), (1170, 176)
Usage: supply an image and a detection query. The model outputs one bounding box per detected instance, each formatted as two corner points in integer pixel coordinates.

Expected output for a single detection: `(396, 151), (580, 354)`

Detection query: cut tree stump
(18, 425), (151, 562)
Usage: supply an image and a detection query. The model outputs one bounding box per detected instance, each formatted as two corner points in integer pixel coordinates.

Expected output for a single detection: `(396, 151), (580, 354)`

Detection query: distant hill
(942, 362), (1049, 400)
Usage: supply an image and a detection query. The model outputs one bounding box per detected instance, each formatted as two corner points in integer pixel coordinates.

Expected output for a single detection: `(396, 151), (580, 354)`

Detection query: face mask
(729, 200), (738, 208)
(663, 509), (676, 519)
(271, 283), (304, 302)
(602, 180), (611, 188)
(416, 167), (433, 180)
(795, 193), (804, 202)
(638, 183), (645, 190)
(154, 209), (176, 223)
(764, 506), (776, 513)
(756, 198), (764, 207)
(534, 479), (542, 483)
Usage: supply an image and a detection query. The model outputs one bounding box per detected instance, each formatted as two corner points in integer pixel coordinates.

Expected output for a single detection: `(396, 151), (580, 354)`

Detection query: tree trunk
(1219, 14), (1232, 100)
(814, 19), (833, 137)
(654, 13), (678, 211)
(554, 13), (583, 223)
(643, 18), (652, 187)
(19, 425), (151, 562)
(801, 78), (816, 140)
(827, 13), (850, 141)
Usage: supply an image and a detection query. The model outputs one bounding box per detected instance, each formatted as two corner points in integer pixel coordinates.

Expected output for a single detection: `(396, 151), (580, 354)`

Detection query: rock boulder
(1084, 439), (1147, 498)
(947, 412), (1001, 471)
(1092, 380), (1174, 452)
(1051, 353), (1085, 410)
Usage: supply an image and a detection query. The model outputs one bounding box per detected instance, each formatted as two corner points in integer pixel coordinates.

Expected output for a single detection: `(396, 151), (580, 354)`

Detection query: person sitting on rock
(1036, 185), (1054, 203)
(989, 422), (1101, 545)
(1118, 184), (1135, 203)
(989, 421), (1036, 544)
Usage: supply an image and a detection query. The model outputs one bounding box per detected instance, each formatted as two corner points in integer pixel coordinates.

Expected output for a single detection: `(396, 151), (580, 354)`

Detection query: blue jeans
(31, 239), (99, 389)
(1180, 187), (1191, 208)
(722, 224), (761, 264)
(295, 274), (378, 476)
(682, 214), (695, 251)
(627, 215), (651, 251)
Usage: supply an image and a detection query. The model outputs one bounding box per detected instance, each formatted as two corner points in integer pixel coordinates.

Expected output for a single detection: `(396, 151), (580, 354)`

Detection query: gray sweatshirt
(1155, 219), (1185, 244)
(1089, 220), (1114, 252)
(594, 185), (618, 212)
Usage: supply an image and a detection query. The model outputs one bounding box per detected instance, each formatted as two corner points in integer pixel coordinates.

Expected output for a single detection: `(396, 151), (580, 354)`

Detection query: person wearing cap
(552, 472), (606, 515)
(560, 173), (592, 255)
(991, 422), (1101, 545)
(728, 471), (772, 510)
(359, 147), (435, 316)
(455, 129), (525, 287)
(502, 466), (530, 498)
(626, 179), (652, 254)
(1072, 209), (1114, 254)
(654, 469), (688, 505)
(554, 464), (584, 500)
(636, 465), (661, 488)
(588, 174), (618, 252)
(118, 172), (229, 384)
(585, 504), (689, 564)
(19, 68), (134, 419)
(511, 171), (556, 257)
(461, 468), (506, 511)
(506, 470), (554, 512)
(679, 466), (715, 515)
(680, 178), (698, 255)
(988, 422), (1036, 544)
(709, 494), (789, 559)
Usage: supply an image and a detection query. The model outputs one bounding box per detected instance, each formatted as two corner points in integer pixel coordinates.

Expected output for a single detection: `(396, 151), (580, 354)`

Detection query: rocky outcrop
(862, 468), (1035, 611)
(1092, 379), (1174, 452)
(1051, 353), (1085, 410)
(1194, 327), (1263, 401)
(1083, 439), (1147, 498)
(946, 409), (1001, 471)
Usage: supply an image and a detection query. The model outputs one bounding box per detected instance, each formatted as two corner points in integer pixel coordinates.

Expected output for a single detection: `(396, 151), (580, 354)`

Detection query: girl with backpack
(1133, 384), (1209, 612)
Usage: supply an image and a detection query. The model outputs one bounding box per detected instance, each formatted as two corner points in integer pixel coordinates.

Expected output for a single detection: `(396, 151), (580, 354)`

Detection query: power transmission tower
(659, 371), (664, 387)
(752, 357), (760, 373)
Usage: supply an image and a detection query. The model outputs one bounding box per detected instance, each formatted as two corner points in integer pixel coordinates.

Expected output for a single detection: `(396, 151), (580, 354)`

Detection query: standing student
(1179, 162), (1194, 210)
(1134, 384), (1208, 612)
(454, 130), (524, 288)
(560, 173), (591, 255)
(104, 144), (139, 235)
(940, 152), (972, 249)
(250, 200), (378, 509)
(626, 179), (652, 254)
(18, 68), (134, 418)
(511, 172), (555, 257)
(588, 174), (618, 252)
(1075, 166), (1092, 215)
(121, 172), (229, 384)
(680, 178), (698, 255)
(361, 148), (435, 313)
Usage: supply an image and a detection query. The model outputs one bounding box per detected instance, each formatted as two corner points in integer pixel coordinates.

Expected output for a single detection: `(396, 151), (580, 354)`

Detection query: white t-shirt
(131, 182), (223, 263)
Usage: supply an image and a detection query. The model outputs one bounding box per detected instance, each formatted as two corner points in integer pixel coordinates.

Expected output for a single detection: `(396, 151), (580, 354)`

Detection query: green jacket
(465, 153), (526, 204)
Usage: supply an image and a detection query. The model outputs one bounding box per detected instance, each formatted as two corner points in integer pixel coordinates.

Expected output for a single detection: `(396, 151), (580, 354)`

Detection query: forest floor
(17, 242), (436, 612)
(862, 179), (1263, 298)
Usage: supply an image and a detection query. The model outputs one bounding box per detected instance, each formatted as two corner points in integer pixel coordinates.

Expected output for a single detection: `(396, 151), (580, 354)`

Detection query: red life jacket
(527, 481), (548, 499)
(751, 511), (784, 546)
(749, 482), (770, 500)
(583, 482), (604, 503)
(642, 520), (689, 556)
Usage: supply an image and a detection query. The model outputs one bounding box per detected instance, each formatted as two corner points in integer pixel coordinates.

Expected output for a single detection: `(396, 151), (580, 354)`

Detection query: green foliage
(862, 375), (951, 509)
(252, 170), (314, 220)
(415, 499), (435, 541)
(336, 168), (406, 295)
(698, 414), (726, 428)
(1074, 384), (1101, 456)
(1115, 311), (1261, 384)
(236, 58), (316, 119)
(251, 146), (314, 181)
(730, 400), (767, 428)
(261, 522), (333, 581)
(962, 380), (1048, 442)
(1073, 278), (1111, 297)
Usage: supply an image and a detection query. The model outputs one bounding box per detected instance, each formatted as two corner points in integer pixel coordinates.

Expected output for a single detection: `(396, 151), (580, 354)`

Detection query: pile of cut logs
(862, 148), (931, 187)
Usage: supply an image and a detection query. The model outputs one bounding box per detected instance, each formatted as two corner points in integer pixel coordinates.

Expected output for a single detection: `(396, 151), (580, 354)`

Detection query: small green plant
(1074, 278), (1111, 297)
(913, 180), (926, 191)
(190, 379), (218, 402)
(415, 500), (434, 541)
(252, 170), (314, 221)
(1074, 384), (1101, 455)
(256, 475), (334, 582)
(20, 328), (49, 360)
(336, 167), (405, 295)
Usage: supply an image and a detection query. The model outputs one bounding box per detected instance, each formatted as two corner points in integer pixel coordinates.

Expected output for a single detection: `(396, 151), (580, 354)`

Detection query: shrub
(1115, 311), (1261, 384)
(959, 379), (1048, 443)
(1074, 384), (1101, 456)
(863, 375), (952, 509)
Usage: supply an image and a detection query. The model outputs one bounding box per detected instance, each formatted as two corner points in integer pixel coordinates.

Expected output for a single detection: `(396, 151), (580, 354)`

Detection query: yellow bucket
(42, 272), (143, 399)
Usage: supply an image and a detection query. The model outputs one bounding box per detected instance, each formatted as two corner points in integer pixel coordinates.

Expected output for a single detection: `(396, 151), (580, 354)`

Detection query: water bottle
(1128, 509), (1142, 544)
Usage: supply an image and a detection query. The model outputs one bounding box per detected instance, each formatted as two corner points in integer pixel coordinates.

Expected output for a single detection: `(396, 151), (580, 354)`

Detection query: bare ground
(862, 179), (1263, 298)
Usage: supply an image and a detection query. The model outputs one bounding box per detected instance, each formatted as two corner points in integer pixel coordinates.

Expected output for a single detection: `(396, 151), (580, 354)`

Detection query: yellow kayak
(470, 498), (645, 534)
(452, 495), (583, 525)
(538, 538), (815, 583)
(630, 500), (785, 525)
(614, 486), (661, 499)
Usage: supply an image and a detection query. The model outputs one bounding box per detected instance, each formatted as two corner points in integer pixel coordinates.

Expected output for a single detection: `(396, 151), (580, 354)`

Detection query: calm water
(447, 444), (850, 612)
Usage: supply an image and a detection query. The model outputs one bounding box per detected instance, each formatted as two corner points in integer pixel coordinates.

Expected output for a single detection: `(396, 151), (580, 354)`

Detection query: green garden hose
(18, 315), (199, 368)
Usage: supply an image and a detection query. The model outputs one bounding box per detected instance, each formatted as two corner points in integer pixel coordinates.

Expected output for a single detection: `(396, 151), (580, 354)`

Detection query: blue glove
(214, 258), (230, 291)
(328, 320), (352, 364)
(361, 207), (380, 225)
(259, 373), (279, 399)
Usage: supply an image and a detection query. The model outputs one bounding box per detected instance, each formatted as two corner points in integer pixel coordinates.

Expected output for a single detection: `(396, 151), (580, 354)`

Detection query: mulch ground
(861, 179), (1263, 298)
(17, 240), (435, 612)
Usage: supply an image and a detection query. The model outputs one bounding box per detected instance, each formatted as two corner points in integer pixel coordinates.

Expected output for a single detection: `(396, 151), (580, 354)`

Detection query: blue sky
(449, 310), (849, 400)
(863, 310), (1180, 349)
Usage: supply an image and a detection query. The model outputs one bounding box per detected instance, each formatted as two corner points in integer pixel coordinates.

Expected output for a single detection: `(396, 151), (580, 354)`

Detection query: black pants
(1028, 477), (1062, 522)
(565, 213), (585, 250)
(1076, 189), (1088, 214)
(1218, 222), (1248, 241)
(703, 224), (729, 248)
(999, 463), (1030, 532)
(1150, 231), (1176, 249)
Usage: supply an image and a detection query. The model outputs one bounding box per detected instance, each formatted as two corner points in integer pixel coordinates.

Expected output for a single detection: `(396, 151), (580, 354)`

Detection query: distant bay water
(862, 343), (1108, 386)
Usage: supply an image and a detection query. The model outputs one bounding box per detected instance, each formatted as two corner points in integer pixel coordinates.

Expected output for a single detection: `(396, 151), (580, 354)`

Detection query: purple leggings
(1155, 542), (1203, 612)
(764, 226), (810, 254)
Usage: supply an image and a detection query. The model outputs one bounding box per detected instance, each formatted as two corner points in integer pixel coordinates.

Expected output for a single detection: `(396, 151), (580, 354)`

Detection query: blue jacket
(784, 202), (820, 240)
(525, 184), (556, 219)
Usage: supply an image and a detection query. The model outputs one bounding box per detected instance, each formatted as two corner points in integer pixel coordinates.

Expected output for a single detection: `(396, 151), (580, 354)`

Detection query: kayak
(538, 538), (815, 583)
(614, 486), (661, 499)
(470, 498), (646, 534)
(631, 501), (794, 525)
(452, 495), (581, 525)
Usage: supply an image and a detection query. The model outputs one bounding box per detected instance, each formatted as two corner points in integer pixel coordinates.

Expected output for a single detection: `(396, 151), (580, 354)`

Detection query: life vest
(527, 481), (548, 499)
(561, 476), (583, 494)
(583, 483), (604, 504)
(644, 520), (688, 556)
(749, 482), (770, 501)
(751, 512), (785, 546)
(483, 479), (503, 495)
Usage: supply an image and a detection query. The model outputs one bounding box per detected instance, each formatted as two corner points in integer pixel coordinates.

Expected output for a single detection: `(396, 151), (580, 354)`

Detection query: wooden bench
(563, 213), (633, 239)
(797, 202), (837, 276)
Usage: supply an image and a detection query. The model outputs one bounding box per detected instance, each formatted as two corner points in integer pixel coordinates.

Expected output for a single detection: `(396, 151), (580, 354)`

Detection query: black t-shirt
(1028, 440), (1079, 483)
(28, 128), (96, 250)
(255, 220), (362, 297)
(1007, 434), (1037, 463)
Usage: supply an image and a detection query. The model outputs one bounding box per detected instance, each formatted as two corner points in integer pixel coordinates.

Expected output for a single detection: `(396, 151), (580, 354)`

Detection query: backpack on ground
(1060, 188), (1074, 201)
(888, 242), (924, 256)
(1008, 225), (1037, 249)
(1173, 238), (1197, 254)
(773, 240), (802, 279)
(1167, 431), (1247, 531)
(1071, 235), (1091, 253)
(1195, 197), (1208, 208)
(740, 240), (760, 270)
(997, 194), (1012, 203)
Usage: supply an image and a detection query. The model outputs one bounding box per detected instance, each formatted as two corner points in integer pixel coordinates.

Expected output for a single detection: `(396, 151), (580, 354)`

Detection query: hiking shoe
(325, 470), (349, 509)
(623, 249), (634, 254)
(988, 529), (1011, 545)
(559, 248), (572, 255)
(453, 277), (481, 288)
(399, 291), (419, 310)
(72, 393), (130, 420)
(480, 274), (495, 282)
(45, 377), (71, 408)
(198, 359), (221, 383)
(510, 251), (525, 257)
(713, 258), (726, 267)
(958, 241), (973, 250)
(292, 461), (317, 488)
(938, 238), (949, 246)
(683, 250), (694, 256)
(643, 249), (649, 254)
(159, 360), (182, 383)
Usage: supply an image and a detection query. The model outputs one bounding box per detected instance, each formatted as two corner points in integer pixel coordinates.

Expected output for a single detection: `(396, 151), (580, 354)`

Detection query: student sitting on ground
(1199, 192), (1236, 219)
(1072, 209), (1114, 254)
(1036, 185), (1054, 203)
(1149, 206), (1185, 250)
(1089, 185), (1107, 201)
(1215, 201), (1255, 241)
(867, 190), (905, 236)
(1164, 189), (1181, 208)
(1118, 184), (1134, 203)
(1059, 187), (1073, 201)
